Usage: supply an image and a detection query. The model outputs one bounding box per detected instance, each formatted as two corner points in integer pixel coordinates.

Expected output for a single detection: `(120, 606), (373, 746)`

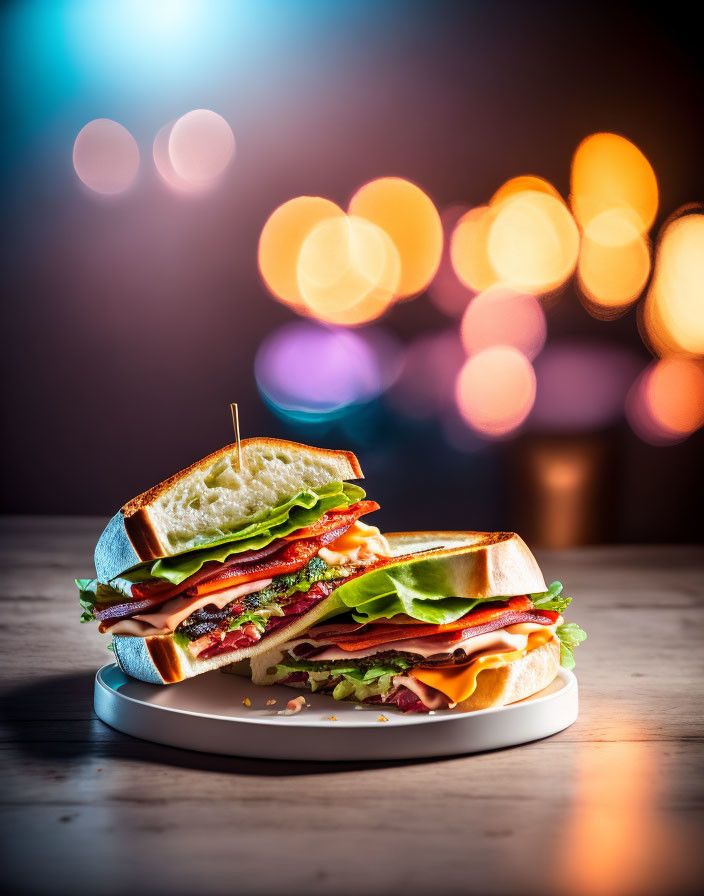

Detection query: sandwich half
(77, 438), (398, 684)
(249, 531), (586, 713)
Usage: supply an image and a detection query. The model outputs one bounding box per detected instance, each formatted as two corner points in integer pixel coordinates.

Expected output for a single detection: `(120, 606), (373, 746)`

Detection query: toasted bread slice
(112, 530), (547, 685)
(454, 636), (560, 711)
(94, 438), (362, 582)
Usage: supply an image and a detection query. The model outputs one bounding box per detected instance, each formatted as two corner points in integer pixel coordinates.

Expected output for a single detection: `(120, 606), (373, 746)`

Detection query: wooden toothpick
(230, 403), (243, 472)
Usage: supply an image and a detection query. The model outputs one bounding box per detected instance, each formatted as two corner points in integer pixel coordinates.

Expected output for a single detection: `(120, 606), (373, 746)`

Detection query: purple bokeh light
(531, 342), (644, 432)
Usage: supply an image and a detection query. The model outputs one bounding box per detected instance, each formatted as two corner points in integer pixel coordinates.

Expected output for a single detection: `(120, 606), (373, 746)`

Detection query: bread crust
(95, 438), (363, 579)
(455, 637), (561, 711)
(122, 438), (362, 518)
(114, 530), (548, 685)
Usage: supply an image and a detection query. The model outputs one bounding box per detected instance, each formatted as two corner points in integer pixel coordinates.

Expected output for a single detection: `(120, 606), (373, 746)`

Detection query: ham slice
(105, 578), (272, 636)
(391, 675), (453, 710)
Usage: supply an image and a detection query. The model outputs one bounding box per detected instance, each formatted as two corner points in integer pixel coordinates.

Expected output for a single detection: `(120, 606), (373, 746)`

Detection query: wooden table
(1, 517), (702, 896)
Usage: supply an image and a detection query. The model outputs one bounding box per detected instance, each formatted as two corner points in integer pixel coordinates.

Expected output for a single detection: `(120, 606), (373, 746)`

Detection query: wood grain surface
(1, 517), (703, 896)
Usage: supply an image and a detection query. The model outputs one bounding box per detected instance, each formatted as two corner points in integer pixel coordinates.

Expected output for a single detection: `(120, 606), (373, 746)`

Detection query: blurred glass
(512, 435), (607, 547)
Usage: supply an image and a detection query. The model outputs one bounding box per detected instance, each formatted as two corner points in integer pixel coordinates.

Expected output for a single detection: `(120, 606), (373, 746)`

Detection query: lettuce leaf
(148, 482), (365, 585)
(556, 622), (587, 669)
(76, 579), (129, 623)
(272, 658), (408, 701)
(531, 581), (571, 614)
(328, 559), (499, 624)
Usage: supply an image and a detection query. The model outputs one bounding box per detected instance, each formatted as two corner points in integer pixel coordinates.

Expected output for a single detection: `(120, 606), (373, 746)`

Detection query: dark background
(1, 0), (703, 543)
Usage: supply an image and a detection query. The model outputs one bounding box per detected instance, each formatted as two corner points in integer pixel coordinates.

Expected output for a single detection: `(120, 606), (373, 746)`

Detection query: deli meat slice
(103, 579), (272, 636)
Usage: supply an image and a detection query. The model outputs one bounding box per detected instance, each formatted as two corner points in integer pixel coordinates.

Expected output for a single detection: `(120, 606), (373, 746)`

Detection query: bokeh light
(644, 212), (704, 357)
(627, 357), (704, 445)
(73, 118), (139, 194)
(570, 132), (658, 233)
(258, 197), (345, 309)
(490, 175), (560, 207)
(449, 206), (499, 293)
(348, 177), (442, 298)
(387, 330), (465, 421)
(427, 205), (475, 317)
(532, 342), (643, 432)
(153, 120), (200, 193)
(487, 191), (580, 294)
(168, 109), (235, 187)
(255, 321), (401, 423)
(455, 346), (536, 438)
(297, 214), (400, 325)
(577, 208), (651, 317)
(460, 286), (546, 360)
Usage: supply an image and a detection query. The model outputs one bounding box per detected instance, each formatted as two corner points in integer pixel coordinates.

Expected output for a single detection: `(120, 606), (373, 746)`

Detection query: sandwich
(249, 531), (586, 712)
(76, 438), (396, 684)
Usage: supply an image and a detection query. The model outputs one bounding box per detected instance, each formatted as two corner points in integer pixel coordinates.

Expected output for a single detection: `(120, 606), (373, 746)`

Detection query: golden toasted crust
(455, 637), (561, 711)
(121, 438), (363, 518)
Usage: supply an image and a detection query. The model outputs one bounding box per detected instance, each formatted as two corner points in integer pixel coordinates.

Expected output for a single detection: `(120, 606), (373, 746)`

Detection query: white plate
(94, 664), (578, 760)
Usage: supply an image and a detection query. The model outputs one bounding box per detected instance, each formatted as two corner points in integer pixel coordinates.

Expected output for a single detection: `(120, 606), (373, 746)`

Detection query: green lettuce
(227, 609), (271, 633)
(149, 481), (365, 585)
(556, 622), (587, 669)
(272, 657), (410, 701)
(327, 558), (499, 625)
(531, 581), (571, 614)
(76, 579), (129, 623)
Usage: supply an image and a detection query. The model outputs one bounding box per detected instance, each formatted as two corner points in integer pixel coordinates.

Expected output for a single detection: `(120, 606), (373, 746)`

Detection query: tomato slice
(282, 500), (379, 540)
(193, 537), (325, 596)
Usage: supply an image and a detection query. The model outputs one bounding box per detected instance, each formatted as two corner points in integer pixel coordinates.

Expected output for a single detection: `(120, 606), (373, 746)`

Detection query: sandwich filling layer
(78, 494), (397, 660)
(263, 618), (559, 712)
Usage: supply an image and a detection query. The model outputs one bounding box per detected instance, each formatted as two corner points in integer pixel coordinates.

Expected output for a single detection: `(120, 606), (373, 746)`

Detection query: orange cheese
(317, 521), (391, 567)
(410, 630), (554, 704)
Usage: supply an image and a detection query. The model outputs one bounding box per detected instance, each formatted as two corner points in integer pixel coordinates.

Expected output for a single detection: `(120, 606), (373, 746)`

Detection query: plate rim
(95, 663), (577, 728)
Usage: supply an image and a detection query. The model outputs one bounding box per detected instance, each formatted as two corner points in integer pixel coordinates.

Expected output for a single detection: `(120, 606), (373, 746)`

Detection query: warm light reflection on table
(555, 718), (701, 896)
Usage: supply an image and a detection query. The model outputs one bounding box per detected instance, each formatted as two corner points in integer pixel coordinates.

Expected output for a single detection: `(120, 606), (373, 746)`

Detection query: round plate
(94, 664), (578, 760)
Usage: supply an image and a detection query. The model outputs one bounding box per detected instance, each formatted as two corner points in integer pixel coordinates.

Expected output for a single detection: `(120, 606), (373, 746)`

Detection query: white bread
(250, 636), (560, 712)
(455, 636), (560, 711)
(112, 530), (547, 685)
(95, 438), (362, 582)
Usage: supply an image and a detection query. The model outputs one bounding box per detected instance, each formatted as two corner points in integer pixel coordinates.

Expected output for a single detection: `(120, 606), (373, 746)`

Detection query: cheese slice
(318, 521), (391, 567)
(410, 630), (554, 704)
